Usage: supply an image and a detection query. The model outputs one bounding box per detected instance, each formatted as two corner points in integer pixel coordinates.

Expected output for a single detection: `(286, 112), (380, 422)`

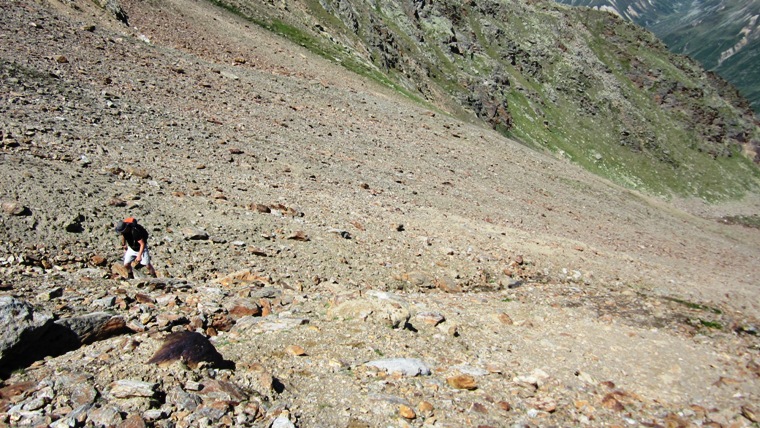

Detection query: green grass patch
(663, 296), (722, 314)
(699, 319), (723, 330)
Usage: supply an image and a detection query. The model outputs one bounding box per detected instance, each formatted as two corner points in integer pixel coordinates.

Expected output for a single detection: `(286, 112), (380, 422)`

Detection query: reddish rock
(287, 230), (309, 241)
(198, 380), (247, 403)
(90, 254), (108, 267)
(134, 293), (156, 304)
(496, 312), (513, 325)
(118, 413), (147, 428)
(399, 404), (416, 419)
(435, 276), (462, 293)
(227, 300), (262, 318)
(601, 393), (625, 412)
(210, 313), (235, 332)
(447, 374), (477, 390)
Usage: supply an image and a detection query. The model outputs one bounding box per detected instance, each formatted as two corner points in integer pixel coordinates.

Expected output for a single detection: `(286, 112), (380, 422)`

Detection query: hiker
(114, 217), (157, 278)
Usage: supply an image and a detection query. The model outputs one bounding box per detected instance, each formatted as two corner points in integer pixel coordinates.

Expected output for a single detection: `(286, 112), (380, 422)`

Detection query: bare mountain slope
(1, 0), (759, 427)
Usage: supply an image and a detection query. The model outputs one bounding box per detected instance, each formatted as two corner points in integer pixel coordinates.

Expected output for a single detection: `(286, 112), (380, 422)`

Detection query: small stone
(446, 374), (477, 390)
(416, 312), (445, 326)
(417, 401), (434, 415)
(533, 397), (557, 412)
(37, 287), (63, 300)
(399, 404), (416, 419)
(88, 405), (122, 427)
(438, 322), (459, 337)
(435, 276), (462, 293)
(742, 405), (757, 422)
(601, 394), (625, 412)
(285, 344), (306, 356)
(286, 230), (309, 241)
(228, 301), (262, 318)
(111, 263), (129, 279)
(1, 201), (27, 216)
(93, 295), (116, 307)
(495, 312), (513, 325)
(90, 254), (108, 267)
(497, 401), (512, 411)
(109, 380), (157, 399)
(56, 55), (68, 63)
(513, 369), (550, 388)
(182, 227), (209, 240)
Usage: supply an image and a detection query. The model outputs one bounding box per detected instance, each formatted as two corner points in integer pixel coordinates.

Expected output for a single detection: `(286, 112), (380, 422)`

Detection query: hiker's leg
(123, 248), (138, 277)
(147, 264), (157, 277)
(141, 248), (157, 277)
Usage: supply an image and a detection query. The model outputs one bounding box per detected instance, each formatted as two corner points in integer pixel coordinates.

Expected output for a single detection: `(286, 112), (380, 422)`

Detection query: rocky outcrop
(1, 297), (129, 375)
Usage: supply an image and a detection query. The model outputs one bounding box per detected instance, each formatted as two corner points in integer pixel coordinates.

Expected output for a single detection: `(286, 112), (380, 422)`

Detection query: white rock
(365, 358), (431, 376)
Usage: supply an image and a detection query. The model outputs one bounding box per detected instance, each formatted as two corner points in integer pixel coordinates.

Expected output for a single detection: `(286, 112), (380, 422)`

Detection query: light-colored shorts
(123, 246), (152, 267)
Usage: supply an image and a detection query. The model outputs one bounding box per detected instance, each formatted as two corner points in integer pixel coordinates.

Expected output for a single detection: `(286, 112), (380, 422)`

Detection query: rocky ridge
(1, 0), (759, 427)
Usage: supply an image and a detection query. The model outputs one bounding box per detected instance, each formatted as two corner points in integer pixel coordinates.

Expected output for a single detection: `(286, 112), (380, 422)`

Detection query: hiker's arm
(136, 239), (146, 262)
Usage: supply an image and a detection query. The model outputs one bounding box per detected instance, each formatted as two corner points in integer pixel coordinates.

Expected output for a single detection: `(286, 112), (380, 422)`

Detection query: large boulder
(0, 296), (54, 374)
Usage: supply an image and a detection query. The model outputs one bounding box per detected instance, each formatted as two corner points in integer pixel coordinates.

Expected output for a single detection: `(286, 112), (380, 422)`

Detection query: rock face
(0, 0), (759, 427)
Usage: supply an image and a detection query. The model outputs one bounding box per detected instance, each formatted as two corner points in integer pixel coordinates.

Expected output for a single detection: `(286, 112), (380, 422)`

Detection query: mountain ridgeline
(554, 0), (760, 117)
(217, 0), (760, 200)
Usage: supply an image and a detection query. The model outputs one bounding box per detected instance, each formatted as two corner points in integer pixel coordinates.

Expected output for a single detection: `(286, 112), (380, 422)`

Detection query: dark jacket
(123, 223), (149, 251)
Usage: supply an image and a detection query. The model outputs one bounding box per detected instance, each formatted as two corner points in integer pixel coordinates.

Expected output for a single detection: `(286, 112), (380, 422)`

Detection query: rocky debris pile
(1, 269), (758, 427)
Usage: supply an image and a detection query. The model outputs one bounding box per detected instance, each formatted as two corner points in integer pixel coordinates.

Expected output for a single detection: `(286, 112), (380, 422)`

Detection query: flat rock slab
(364, 358), (431, 376)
